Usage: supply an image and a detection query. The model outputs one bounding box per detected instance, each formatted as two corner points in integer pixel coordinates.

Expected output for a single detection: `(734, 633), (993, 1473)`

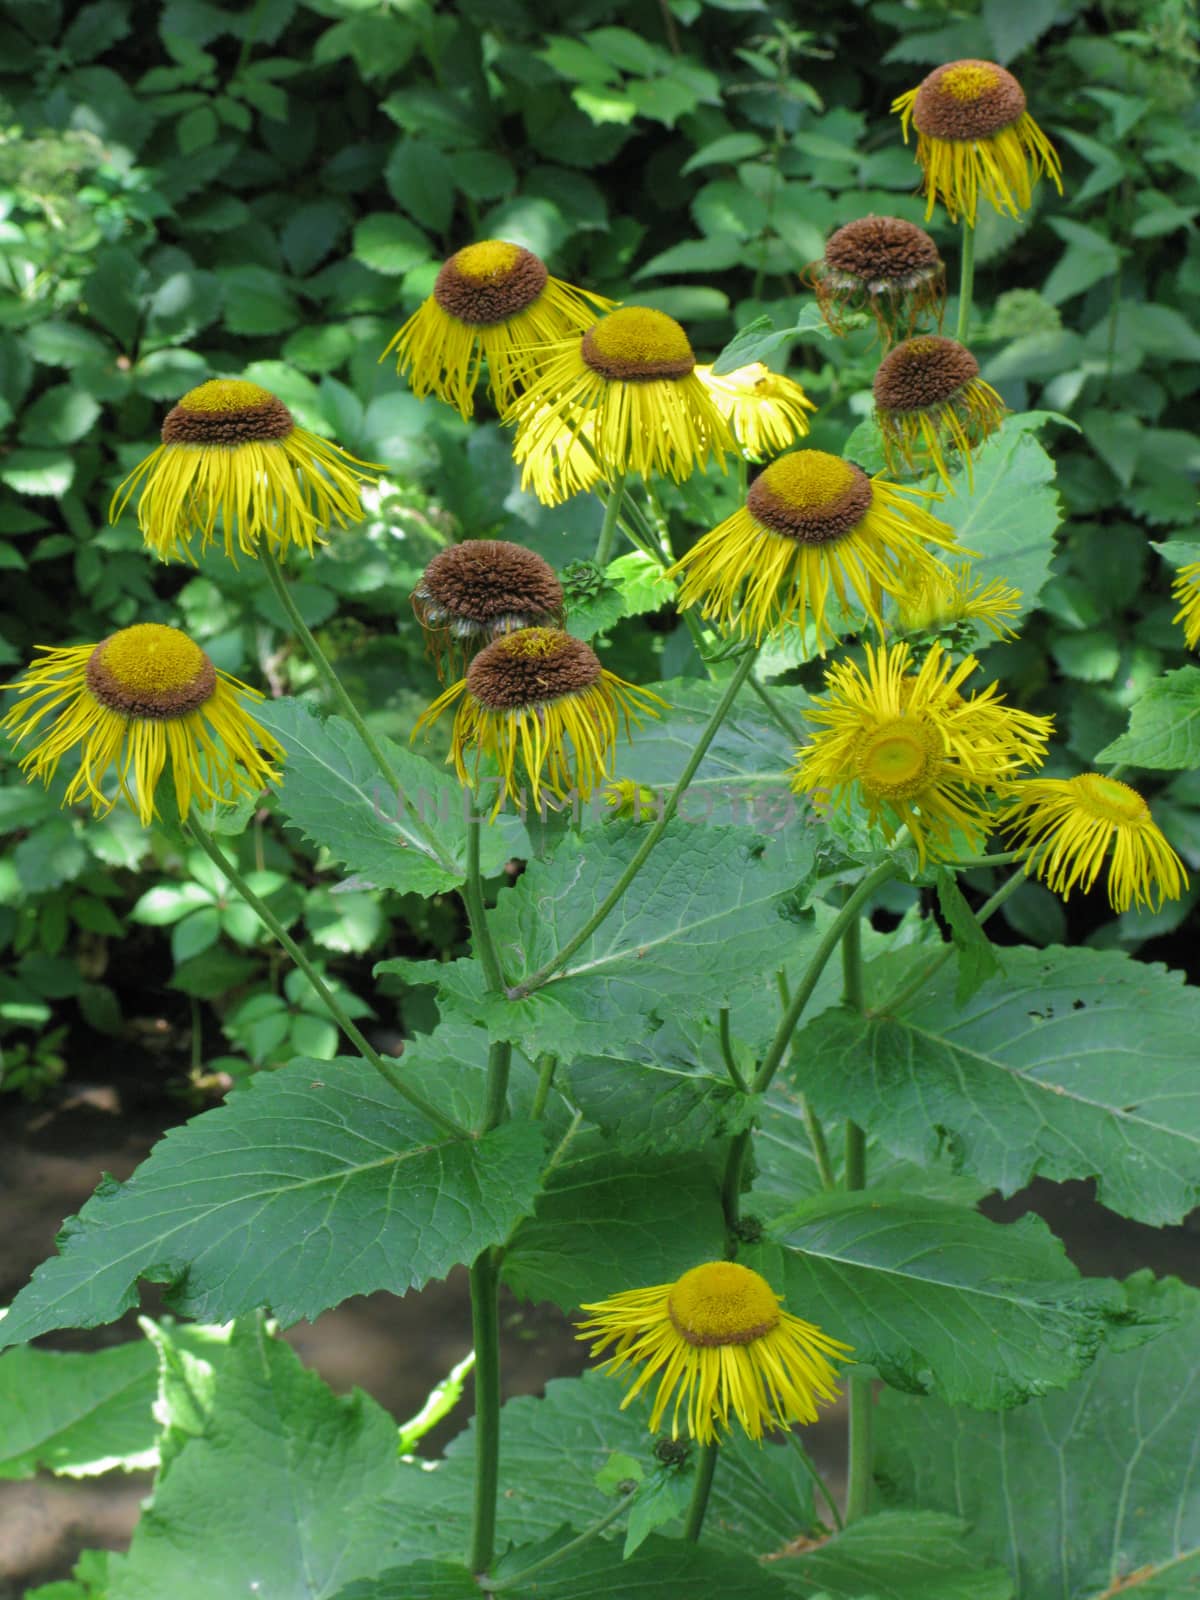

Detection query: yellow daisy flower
(1, 624), (282, 826)
(577, 1260), (850, 1444)
(898, 560), (1021, 640)
(1171, 562), (1200, 651)
(792, 639), (1038, 866)
(412, 540), (564, 680)
(892, 59), (1063, 226)
(807, 215), (945, 344)
(110, 378), (378, 564)
(412, 626), (662, 816)
(694, 361), (815, 461)
(505, 306), (734, 506)
(999, 774), (1189, 913)
(668, 448), (961, 652)
(873, 336), (1006, 493)
(380, 239), (612, 420)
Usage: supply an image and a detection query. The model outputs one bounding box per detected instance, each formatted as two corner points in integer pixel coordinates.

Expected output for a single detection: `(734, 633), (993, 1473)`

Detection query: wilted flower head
(669, 448), (961, 652)
(412, 540), (564, 678)
(2, 623), (282, 825)
(695, 361), (815, 461)
(577, 1260), (850, 1444)
(809, 215), (945, 343)
(873, 335), (1006, 493)
(892, 59), (1063, 226)
(898, 560), (1021, 641)
(381, 240), (611, 419)
(412, 626), (662, 816)
(110, 378), (378, 565)
(999, 774), (1188, 913)
(506, 306), (734, 505)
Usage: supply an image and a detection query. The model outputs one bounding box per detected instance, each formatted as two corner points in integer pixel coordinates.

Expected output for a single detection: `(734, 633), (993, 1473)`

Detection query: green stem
(479, 1491), (638, 1592)
(510, 647), (762, 997)
(785, 1431), (844, 1533)
(718, 1008), (749, 1093)
(467, 1246), (502, 1575)
(748, 672), (808, 745)
(750, 861), (895, 1096)
(594, 473), (627, 568)
(955, 218), (975, 345)
(802, 1097), (837, 1191)
(721, 1129), (750, 1237)
(684, 1440), (720, 1542)
(879, 862), (1027, 1016)
(841, 903), (873, 1523)
(186, 824), (466, 1140)
(465, 808), (506, 993)
(531, 1052), (558, 1119)
(845, 1372), (874, 1524)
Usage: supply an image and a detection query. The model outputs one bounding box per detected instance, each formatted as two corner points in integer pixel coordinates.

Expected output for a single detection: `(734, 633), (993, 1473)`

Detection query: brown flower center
(873, 336), (980, 414)
(747, 451), (873, 544)
(415, 541), (564, 626)
(912, 60), (1026, 141)
(162, 378), (294, 446)
(466, 627), (602, 710)
(432, 240), (549, 327)
(823, 216), (942, 286)
(580, 307), (695, 382)
(86, 624), (216, 719)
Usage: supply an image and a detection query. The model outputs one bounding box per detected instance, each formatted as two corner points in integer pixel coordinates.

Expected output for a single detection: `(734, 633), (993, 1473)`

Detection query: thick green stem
(595, 473), (627, 568)
(479, 1490), (637, 1592)
(748, 672), (808, 746)
(684, 1440), (720, 1542)
(531, 1052), (558, 1119)
(786, 1431), (844, 1533)
(879, 862), (1027, 1016)
(721, 1129), (750, 1237)
(841, 908), (872, 1523)
(468, 1247), (502, 1575)
(750, 860), (895, 1096)
(955, 218), (975, 345)
(802, 1097), (837, 1191)
(186, 824), (466, 1139)
(465, 808), (506, 993)
(510, 647), (762, 996)
(718, 1008), (749, 1093)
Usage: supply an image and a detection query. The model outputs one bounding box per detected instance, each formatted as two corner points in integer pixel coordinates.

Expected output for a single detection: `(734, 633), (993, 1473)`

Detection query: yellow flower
(695, 361), (815, 461)
(577, 1260), (850, 1444)
(381, 239), (612, 420)
(506, 306), (734, 506)
(669, 448), (961, 652)
(412, 626), (663, 816)
(898, 560), (1021, 640)
(1171, 562), (1200, 651)
(807, 215), (945, 344)
(892, 59), (1063, 226)
(110, 378), (378, 564)
(873, 336), (1006, 494)
(1, 624), (282, 826)
(999, 774), (1189, 913)
(412, 540), (565, 680)
(792, 640), (1040, 866)
(604, 778), (661, 821)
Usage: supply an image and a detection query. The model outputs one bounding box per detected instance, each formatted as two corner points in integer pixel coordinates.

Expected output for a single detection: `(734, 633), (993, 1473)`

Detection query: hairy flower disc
(695, 362), (814, 460)
(1000, 773), (1189, 912)
(413, 541), (564, 677)
(892, 60), (1063, 225)
(412, 627), (662, 816)
(381, 239), (612, 419)
(110, 378), (378, 564)
(810, 216), (946, 343)
(2, 625), (282, 826)
(670, 450), (961, 651)
(791, 639), (1035, 865)
(874, 337), (1006, 493)
(506, 309), (733, 505)
(577, 1262), (850, 1444)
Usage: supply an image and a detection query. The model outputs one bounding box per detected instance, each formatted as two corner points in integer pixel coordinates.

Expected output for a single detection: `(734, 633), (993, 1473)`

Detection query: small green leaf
(0, 1340), (158, 1479)
(1096, 666), (1200, 769)
(711, 304), (834, 374)
(19, 386), (103, 446)
(214, 265), (297, 335)
(934, 869), (1000, 1003)
(352, 213), (431, 276)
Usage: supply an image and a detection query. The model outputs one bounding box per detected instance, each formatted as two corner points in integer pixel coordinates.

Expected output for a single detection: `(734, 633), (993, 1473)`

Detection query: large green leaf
(1095, 665), (1200, 769)
(106, 1317), (409, 1600)
(503, 1149), (727, 1309)
(256, 698), (517, 896)
(0, 1056), (544, 1348)
(0, 1339), (157, 1478)
(776, 1510), (1012, 1600)
(877, 1273), (1199, 1600)
(935, 415), (1064, 629)
(791, 945), (1200, 1226)
(762, 1190), (1129, 1408)
(383, 823), (817, 1061)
